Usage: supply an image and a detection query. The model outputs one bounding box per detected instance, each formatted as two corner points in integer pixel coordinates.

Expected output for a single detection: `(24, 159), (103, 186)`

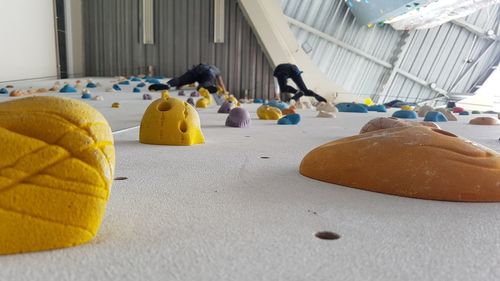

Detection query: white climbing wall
(0, 0), (58, 82)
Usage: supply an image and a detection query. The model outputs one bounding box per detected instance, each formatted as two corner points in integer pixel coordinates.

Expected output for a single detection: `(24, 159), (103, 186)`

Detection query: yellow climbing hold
(226, 95), (240, 106)
(111, 102), (120, 108)
(401, 105), (414, 111)
(198, 87), (213, 105)
(196, 97), (210, 108)
(0, 96), (115, 255)
(364, 98), (374, 106)
(140, 92), (205, 146)
(257, 105), (283, 120)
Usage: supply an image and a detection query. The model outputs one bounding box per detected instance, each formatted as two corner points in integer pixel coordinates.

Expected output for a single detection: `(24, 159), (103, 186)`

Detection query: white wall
(65, 0), (85, 77)
(0, 0), (58, 82)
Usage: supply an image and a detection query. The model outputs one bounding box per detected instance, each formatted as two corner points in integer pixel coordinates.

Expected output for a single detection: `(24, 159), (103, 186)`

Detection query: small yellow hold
(139, 93), (205, 146)
(364, 98), (375, 106)
(226, 95), (240, 107)
(0, 96), (115, 255)
(198, 88), (213, 105)
(401, 105), (414, 111)
(196, 98), (210, 108)
(257, 105), (283, 120)
(111, 102), (120, 108)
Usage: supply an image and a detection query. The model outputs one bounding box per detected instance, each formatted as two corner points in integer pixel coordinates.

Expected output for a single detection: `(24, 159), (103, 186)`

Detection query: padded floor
(1, 78), (500, 281)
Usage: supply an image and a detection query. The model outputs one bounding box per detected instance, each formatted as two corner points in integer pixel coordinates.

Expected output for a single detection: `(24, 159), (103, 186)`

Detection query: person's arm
(216, 75), (227, 93)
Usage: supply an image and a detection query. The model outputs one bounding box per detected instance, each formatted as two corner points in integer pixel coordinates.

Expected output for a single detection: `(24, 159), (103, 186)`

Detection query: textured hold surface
(178, 90), (185, 96)
(401, 105), (413, 111)
(336, 103), (368, 113)
(133, 88), (141, 93)
(0, 96), (115, 254)
(278, 114), (301, 125)
(60, 85), (78, 93)
(190, 91), (200, 97)
(257, 105), (283, 120)
(267, 100), (289, 110)
(198, 88), (214, 106)
(459, 111), (470, 116)
(86, 82), (97, 88)
(360, 117), (439, 134)
(118, 80), (130, 85)
(218, 101), (236, 114)
(469, 117), (500, 125)
(436, 108), (458, 121)
(281, 108), (297, 116)
(111, 102), (120, 108)
(317, 111), (335, 118)
(140, 92), (204, 146)
(424, 111), (448, 122)
(316, 102), (338, 113)
(254, 98), (264, 104)
(453, 107), (465, 113)
(130, 77), (141, 82)
(367, 105), (387, 112)
(417, 105), (434, 117)
(196, 98), (210, 108)
(81, 93), (92, 99)
(300, 126), (500, 202)
(0, 88), (9, 94)
(136, 83), (146, 88)
(225, 107), (251, 128)
(112, 85), (121, 91)
(9, 90), (26, 97)
(142, 94), (152, 100)
(392, 110), (417, 119)
(225, 95), (240, 107)
(186, 97), (195, 106)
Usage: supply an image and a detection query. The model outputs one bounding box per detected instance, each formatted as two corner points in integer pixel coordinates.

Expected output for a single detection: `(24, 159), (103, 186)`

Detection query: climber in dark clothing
(149, 64), (226, 93)
(273, 63), (327, 103)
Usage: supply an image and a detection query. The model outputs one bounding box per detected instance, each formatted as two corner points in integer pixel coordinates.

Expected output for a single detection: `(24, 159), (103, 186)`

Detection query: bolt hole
(157, 102), (172, 111)
(315, 231), (340, 240)
(260, 156), (270, 159)
(114, 177), (128, 181)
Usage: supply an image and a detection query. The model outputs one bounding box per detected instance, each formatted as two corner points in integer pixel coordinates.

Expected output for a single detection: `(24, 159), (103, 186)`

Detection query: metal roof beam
(286, 16), (393, 68)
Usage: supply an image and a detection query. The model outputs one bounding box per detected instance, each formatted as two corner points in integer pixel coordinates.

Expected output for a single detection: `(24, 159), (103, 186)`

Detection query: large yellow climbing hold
(257, 105), (283, 120)
(226, 95), (240, 106)
(0, 96), (115, 255)
(140, 91), (205, 146)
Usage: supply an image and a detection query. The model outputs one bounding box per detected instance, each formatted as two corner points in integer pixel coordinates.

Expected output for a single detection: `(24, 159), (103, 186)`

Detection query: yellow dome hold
(257, 105), (283, 120)
(198, 88), (213, 106)
(226, 95), (240, 107)
(140, 91), (205, 146)
(0, 96), (115, 255)
(401, 105), (414, 111)
(196, 98), (210, 108)
(364, 98), (374, 106)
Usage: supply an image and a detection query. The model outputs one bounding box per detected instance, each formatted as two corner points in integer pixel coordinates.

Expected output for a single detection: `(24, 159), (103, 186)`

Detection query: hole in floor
(315, 231), (340, 240)
(114, 177), (128, 181)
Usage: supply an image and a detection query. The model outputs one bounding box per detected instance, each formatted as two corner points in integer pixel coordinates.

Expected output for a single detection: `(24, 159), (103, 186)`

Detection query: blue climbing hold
(130, 77), (142, 82)
(112, 84), (121, 91)
(392, 110), (417, 119)
(60, 84), (78, 93)
(0, 88), (8, 94)
(133, 87), (141, 93)
(336, 103), (368, 113)
(86, 82), (97, 88)
(118, 80), (130, 85)
(81, 93), (92, 99)
(267, 100), (289, 110)
(254, 98), (264, 104)
(137, 82), (146, 88)
(278, 114), (301, 125)
(424, 111), (448, 122)
(146, 78), (161, 84)
(459, 111), (470, 116)
(367, 105), (387, 112)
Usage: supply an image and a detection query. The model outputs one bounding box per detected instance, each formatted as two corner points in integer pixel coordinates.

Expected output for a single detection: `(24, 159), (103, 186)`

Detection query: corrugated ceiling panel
(282, 0), (499, 105)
